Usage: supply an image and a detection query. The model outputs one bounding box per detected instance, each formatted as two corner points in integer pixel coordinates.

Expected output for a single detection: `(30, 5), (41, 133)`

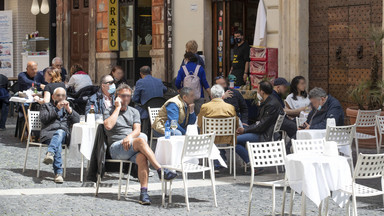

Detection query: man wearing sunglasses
(85, 74), (116, 115)
(104, 84), (177, 205)
(40, 87), (80, 183)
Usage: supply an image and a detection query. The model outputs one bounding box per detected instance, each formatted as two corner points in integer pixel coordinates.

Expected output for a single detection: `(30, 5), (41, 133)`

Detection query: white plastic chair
(325, 125), (355, 171)
(353, 110), (380, 158)
(148, 106), (161, 149)
(272, 113), (287, 141)
(246, 140), (290, 216)
(95, 159), (133, 200)
(160, 133), (217, 212)
(202, 116), (236, 179)
(375, 116), (384, 153)
(341, 153), (384, 216)
(291, 138), (325, 154)
(295, 117), (307, 129)
(23, 111), (68, 178)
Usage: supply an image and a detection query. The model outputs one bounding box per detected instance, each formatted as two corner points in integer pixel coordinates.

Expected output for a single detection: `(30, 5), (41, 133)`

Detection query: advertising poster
(0, 11), (13, 77)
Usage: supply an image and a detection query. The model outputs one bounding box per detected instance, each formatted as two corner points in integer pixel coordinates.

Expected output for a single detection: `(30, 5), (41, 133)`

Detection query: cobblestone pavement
(1, 117), (384, 215)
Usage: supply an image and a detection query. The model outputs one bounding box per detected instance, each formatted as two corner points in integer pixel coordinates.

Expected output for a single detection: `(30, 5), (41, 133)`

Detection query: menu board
(0, 11), (13, 77)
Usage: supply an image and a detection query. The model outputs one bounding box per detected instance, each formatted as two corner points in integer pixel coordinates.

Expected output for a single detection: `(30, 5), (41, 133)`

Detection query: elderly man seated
(198, 84), (239, 170)
(40, 87), (80, 183)
(300, 87), (344, 129)
(152, 87), (196, 136)
(85, 74), (115, 115)
(104, 84), (177, 205)
(236, 81), (283, 171)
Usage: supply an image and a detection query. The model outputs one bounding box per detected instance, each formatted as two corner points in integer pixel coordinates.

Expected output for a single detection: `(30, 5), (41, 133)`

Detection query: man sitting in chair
(152, 87), (196, 136)
(104, 84), (177, 205)
(40, 87), (80, 183)
(197, 84), (239, 171)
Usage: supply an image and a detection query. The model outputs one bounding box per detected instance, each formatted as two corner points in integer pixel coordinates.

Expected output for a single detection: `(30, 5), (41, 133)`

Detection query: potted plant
(347, 26), (384, 148)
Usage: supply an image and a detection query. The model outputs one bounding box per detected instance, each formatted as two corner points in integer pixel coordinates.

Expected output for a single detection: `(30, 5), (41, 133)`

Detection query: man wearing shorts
(104, 84), (177, 205)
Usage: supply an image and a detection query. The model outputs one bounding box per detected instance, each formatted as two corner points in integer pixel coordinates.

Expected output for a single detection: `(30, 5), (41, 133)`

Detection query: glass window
(119, 3), (134, 58)
(137, 0), (152, 58)
(84, 0), (89, 8)
(73, 0), (79, 9)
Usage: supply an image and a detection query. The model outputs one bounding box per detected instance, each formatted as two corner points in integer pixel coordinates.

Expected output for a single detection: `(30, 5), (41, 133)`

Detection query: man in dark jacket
(85, 74), (115, 115)
(0, 74), (9, 130)
(215, 76), (248, 125)
(302, 87), (344, 129)
(235, 81), (283, 164)
(40, 87), (80, 183)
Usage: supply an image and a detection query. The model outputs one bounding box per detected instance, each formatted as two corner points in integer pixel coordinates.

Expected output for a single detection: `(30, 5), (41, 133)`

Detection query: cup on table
(80, 115), (86, 124)
(96, 114), (103, 124)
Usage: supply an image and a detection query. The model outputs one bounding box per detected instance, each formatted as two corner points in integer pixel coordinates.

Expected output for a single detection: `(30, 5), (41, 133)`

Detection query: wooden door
(70, 0), (89, 72)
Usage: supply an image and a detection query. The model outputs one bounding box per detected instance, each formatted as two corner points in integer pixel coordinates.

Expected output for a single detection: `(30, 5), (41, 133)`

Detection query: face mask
(235, 38), (242, 44)
(317, 105), (322, 111)
(108, 83), (116, 94)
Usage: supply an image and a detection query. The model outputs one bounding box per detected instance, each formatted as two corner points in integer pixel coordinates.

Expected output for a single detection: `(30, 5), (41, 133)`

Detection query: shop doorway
(70, 0), (89, 72)
(212, 0), (258, 79)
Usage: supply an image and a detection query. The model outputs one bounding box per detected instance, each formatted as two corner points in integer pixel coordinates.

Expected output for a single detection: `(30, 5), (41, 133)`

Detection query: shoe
(54, 174), (64, 184)
(43, 152), (54, 165)
(158, 168), (178, 181)
(139, 192), (151, 205)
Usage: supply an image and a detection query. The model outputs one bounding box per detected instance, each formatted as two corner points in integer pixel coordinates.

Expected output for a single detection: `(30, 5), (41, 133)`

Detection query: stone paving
(0, 116), (384, 215)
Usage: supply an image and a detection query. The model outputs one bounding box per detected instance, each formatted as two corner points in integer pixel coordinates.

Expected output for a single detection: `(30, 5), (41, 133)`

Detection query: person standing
(230, 30), (250, 87)
(180, 40), (205, 69)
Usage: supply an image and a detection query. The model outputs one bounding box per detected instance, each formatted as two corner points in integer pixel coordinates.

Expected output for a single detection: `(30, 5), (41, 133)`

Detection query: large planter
(346, 107), (384, 149)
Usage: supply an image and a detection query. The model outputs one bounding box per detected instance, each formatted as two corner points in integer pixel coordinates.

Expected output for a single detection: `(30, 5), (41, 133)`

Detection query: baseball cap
(273, 77), (290, 86)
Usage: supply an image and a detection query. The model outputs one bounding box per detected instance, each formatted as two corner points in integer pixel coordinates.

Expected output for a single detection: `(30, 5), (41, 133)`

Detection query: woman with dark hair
(34, 67), (66, 104)
(67, 64), (93, 92)
(284, 76), (310, 117)
(175, 51), (211, 114)
(110, 65), (128, 87)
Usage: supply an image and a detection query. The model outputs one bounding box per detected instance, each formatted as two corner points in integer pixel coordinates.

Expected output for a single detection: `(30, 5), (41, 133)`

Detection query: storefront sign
(0, 11), (13, 77)
(108, 0), (119, 51)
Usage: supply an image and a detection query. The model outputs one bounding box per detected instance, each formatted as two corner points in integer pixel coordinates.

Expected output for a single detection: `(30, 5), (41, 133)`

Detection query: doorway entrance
(212, 0), (258, 79)
(70, 0), (89, 72)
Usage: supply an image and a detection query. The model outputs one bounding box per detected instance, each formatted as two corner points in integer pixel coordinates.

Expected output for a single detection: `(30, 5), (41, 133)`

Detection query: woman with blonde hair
(34, 67), (66, 104)
(180, 40), (205, 68)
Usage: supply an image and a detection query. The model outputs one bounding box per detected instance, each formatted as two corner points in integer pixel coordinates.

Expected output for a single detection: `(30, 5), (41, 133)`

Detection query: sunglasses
(215, 76), (224, 80)
(103, 81), (114, 85)
(119, 94), (131, 98)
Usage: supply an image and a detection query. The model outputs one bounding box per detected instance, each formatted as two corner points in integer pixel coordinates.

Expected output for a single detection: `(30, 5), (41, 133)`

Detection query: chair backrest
(148, 106), (161, 125)
(291, 139), (325, 154)
(353, 153), (384, 180)
(325, 125), (355, 147)
(143, 97), (167, 109)
(355, 109), (381, 127)
(296, 117), (307, 129)
(376, 116), (384, 134)
(202, 116), (236, 138)
(247, 140), (286, 168)
(273, 113), (286, 133)
(28, 111), (41, 132)
(181, 133), (215, 161)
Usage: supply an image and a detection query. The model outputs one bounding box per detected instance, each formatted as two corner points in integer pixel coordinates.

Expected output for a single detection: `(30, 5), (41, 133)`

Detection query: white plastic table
(285, 153), (352, 215)
(155, 136), (227, 168)
(70, 122), (98, 182)
(296, 129), (327, 140)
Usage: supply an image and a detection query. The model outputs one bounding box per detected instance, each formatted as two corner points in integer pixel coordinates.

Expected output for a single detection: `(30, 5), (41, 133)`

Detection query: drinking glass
(80, 115), (86, 124)
(170, 120), (178, 136)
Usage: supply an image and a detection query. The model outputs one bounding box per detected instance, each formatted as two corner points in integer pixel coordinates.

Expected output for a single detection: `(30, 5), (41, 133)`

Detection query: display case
(21, 37), (49, 71)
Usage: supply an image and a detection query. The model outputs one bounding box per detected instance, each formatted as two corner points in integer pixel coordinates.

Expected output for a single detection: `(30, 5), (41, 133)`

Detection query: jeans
(153, 129), (183, 137)
(235, 133), (261, 164)
(0, 98), (9, 129)
(44, 129), (66, 175)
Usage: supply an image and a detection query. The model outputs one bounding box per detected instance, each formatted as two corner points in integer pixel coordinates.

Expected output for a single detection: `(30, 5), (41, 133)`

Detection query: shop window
(137, 0), (152, 58)
(119, 3), (134, 58)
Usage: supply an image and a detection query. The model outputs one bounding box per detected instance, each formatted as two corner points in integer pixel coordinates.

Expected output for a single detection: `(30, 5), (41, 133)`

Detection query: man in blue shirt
(152, 87), (196, 136)
(18, 61), (45, 91)
(133, 66), (167, 119)
(34, 57), (68, 87)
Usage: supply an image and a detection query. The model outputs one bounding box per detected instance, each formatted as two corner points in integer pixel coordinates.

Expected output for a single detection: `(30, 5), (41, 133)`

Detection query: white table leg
(80, 154), (84, 182)
(301, 192), (306, 216)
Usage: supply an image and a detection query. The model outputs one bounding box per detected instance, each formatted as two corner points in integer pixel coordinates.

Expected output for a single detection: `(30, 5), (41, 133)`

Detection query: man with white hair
(197, 84), (239, 170)
(40, 87), (80, 183)
(35, 57), (68, 85)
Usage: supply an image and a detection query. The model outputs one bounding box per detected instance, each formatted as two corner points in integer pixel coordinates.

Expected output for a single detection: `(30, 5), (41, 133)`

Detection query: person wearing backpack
(175, 52), (211, 115)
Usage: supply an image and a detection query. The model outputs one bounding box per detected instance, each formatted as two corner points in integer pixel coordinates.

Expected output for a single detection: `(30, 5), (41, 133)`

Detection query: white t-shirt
(285, 93), (310, 110)
(67, 74), (93, 92)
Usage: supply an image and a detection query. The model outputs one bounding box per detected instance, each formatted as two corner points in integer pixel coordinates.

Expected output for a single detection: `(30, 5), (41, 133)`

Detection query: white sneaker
(54, 174), (64, 184)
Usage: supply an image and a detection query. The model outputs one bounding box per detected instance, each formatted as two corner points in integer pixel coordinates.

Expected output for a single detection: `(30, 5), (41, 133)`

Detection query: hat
(273, 77), (290, 86)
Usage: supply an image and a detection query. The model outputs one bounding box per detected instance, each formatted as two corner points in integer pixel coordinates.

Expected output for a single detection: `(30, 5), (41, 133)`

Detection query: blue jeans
(235, 133), (261, 164)
(44, 129), (66, 175)
(153, 129), (183, 137)
(0, 98), (9, 129)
